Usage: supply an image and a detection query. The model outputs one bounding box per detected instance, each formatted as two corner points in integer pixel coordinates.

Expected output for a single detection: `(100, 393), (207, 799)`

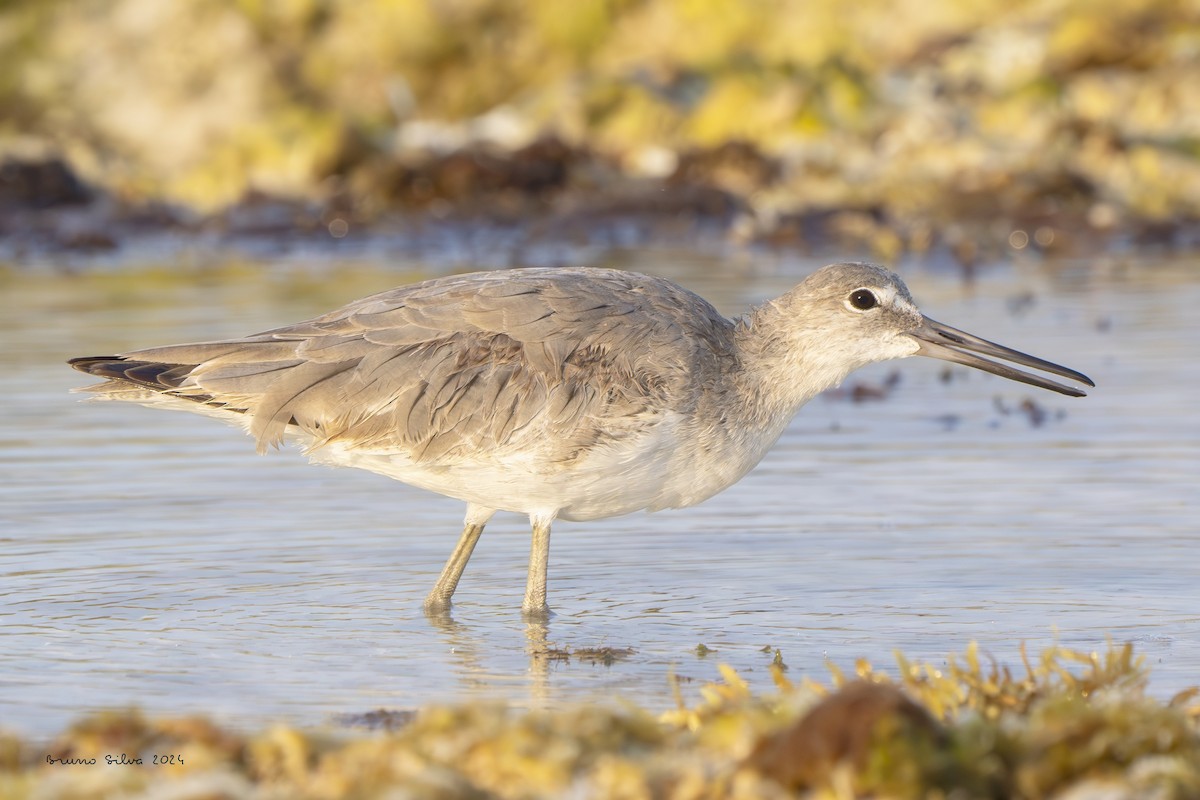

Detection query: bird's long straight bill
(909, 318), (1095, 397)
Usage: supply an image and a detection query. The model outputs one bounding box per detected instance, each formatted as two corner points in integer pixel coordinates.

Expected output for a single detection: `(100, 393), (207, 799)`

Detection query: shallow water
(1, 249), (1197, 739)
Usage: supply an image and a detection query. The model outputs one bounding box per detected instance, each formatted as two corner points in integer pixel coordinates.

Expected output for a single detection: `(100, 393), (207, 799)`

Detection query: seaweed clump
(1, 643), (1197, 798)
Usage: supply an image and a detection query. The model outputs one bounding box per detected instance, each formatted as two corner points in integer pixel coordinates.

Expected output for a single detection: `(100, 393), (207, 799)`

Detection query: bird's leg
(423, 521), (486, 615)
(521, 516), (554, 619)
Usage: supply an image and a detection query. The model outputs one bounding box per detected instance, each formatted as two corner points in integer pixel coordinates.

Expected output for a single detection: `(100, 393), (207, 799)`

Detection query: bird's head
(772, 262), (1094, 397)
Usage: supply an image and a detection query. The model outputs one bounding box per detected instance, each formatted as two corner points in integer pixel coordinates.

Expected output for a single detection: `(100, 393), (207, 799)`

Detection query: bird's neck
(648, 299), (861, 511)
(731, 298), (862, 423)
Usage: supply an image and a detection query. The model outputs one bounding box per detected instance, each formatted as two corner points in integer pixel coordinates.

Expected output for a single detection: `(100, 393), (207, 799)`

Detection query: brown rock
(746, 681), (944, 789)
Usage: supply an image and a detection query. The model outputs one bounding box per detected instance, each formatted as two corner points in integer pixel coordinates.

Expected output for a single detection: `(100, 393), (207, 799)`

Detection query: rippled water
(2, 249), (1197, 738)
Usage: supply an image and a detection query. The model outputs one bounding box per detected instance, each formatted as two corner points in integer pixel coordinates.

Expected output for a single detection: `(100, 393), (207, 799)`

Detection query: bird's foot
(521, 602), (554, 622)
(422, 593), (454, 617)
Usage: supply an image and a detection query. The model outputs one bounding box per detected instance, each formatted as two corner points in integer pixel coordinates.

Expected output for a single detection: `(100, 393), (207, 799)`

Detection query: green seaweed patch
(542, 645), (636, 666)
(3, 643), (1197, 799)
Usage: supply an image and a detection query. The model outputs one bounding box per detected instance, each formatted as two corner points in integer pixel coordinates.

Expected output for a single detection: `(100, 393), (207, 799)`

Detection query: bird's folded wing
(117, 270), (734, 463)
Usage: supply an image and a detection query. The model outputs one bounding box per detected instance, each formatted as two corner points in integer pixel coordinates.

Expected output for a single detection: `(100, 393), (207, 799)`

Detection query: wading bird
(70, 263), (1093, 618)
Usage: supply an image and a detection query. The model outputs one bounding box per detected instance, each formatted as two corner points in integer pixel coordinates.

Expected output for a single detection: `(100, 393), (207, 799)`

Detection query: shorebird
(70, 263), (1093, 618)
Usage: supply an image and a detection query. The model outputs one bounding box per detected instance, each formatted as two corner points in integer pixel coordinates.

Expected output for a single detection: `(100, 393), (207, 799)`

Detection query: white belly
(302, 410), (783, 522)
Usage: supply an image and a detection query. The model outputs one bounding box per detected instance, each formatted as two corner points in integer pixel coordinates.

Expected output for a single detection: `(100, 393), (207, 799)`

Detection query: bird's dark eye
(848, 289), (878, 310)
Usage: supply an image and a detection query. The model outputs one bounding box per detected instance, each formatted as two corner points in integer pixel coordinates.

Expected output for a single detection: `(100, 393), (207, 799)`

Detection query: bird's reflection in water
(422, 609), (554, 705)
(524, 619), (553, 705)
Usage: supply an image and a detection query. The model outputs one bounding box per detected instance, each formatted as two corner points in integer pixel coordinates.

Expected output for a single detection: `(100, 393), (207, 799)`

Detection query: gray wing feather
(109, 268), (736, 461)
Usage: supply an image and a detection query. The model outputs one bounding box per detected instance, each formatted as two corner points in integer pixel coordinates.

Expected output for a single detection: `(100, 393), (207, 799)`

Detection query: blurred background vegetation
(1, 0), (1198, 255)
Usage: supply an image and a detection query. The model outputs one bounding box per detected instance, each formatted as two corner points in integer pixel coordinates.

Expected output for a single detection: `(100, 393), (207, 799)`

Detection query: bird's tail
(69, 356), (203, 395)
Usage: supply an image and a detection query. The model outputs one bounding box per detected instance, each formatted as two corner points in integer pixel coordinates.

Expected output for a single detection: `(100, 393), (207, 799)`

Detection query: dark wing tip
(68, 356), (194, 391)
(68, 356), (126, 377)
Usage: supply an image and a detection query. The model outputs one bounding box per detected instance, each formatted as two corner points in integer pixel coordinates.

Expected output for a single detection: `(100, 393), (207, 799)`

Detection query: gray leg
(521, 517), (553, 619)
(423, 521), (485, 614)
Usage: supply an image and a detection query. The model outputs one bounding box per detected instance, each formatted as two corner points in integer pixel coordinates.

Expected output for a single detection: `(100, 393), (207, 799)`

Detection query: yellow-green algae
(3, 643), (1197, 799)
(1, 0), (1198, 240)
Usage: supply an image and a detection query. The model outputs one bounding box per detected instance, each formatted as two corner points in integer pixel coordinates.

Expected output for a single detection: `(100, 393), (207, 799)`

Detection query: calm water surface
(1, 249), (1197, 738)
